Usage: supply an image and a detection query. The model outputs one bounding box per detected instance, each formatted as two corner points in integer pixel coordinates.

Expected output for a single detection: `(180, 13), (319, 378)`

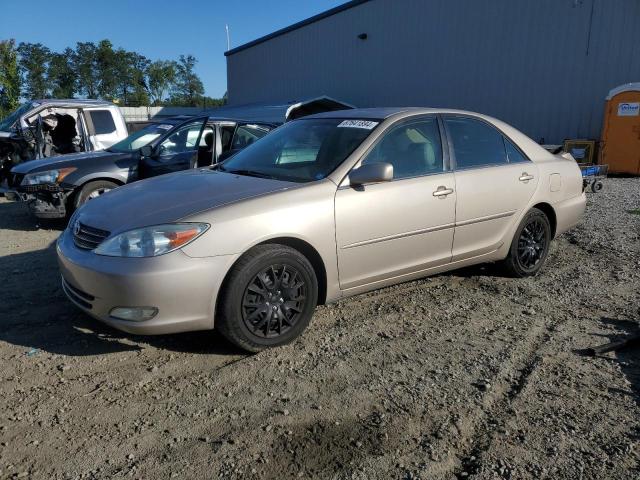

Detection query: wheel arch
(532, 202), (557, 238)
(219, 237), (329, 307)
(78, 176), (125, 189)
(69, 176), (125, 211)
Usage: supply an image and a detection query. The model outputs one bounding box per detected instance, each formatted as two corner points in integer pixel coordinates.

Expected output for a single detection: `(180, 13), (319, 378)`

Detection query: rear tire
(74, 180), (118, 209)
(216, 245), (318, 352)
(501, 208), (551, 278)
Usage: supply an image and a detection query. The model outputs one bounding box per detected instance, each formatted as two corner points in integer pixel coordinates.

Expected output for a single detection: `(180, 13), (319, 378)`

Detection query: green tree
(114, 50), (149, 106)
(17, 42), (51, 99)
(48, 48), (76, 98)
(146, 60), (176, 105)
(171, 54), (204, 107)
(95, 40), (118, 100)
(74, 42), (99, 98)
(0, 39), (20, 118)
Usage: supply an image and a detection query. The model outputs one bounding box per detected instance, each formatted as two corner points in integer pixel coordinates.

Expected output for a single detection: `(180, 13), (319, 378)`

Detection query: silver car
(57, 108), (586, 351)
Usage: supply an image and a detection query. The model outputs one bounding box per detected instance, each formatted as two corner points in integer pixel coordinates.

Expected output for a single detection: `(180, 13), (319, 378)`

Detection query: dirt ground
(0, 178), (639, 480)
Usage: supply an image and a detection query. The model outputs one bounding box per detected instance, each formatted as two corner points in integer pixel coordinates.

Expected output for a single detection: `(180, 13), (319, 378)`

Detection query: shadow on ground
(600, 317), (640, 406)
(0, 240), (243, 358)
(0, 199), (68, 232)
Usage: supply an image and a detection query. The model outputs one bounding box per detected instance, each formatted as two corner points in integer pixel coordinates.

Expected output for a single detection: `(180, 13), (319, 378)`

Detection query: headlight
(22, 167), (76, 185)
(94, 223), (209, 257)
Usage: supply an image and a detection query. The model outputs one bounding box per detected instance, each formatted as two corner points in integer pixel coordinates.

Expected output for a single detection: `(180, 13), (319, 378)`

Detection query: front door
(140, 119), (206, 178)
(334, 116), (456, 290)
(443, 115), (539, 261)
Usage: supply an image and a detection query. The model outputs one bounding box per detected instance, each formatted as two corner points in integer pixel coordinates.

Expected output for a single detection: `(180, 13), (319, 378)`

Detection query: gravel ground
(0, 178), (639, 480)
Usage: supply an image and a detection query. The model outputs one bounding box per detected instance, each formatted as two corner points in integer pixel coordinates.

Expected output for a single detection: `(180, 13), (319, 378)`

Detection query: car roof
(304, 107), (429, 120)
(203, 97), (355, 125)
(150, 115), (200, 125)
(148, 114), (275, 126)
(33, 99), (114, 107)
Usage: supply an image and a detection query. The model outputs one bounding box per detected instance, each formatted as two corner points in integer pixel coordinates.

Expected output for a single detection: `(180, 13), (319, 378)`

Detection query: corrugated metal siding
(226, 0), (640, 143)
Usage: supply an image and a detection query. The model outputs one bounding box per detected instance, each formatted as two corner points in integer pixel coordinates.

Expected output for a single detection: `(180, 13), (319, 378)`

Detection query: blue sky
(1, 0), (345, 98)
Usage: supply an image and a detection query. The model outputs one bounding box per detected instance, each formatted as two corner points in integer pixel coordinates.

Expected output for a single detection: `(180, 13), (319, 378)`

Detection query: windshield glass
(108, 123), (174, 152)
(219, 118), (378, 183)
(0, 102), (35, 131)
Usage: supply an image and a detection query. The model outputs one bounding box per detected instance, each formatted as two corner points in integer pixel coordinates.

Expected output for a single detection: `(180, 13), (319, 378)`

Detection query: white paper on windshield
(337, 120), (379, 130)
(156, 124), (173, 130)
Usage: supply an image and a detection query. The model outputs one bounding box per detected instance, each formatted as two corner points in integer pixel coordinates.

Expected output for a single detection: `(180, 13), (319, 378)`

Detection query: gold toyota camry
(57, 108), (586, 351)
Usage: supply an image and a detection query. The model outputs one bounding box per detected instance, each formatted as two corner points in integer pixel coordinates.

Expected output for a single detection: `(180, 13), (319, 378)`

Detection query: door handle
(433, 186), (454, 197)
(519, 172), (535, 182)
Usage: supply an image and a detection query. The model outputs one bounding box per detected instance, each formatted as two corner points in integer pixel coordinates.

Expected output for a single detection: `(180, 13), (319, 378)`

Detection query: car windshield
(218, 118), (379, 183)
(107, 123), (174, 152)
(0, 102), (35, 131)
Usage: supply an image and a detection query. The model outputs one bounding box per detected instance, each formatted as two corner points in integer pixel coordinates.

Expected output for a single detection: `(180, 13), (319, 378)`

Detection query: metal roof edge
(224, 0), (373, 57)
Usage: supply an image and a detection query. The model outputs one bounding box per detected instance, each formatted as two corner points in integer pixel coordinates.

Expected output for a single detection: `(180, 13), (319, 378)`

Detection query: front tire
(501, 208), (551, 278)
(74, 180), (118, 209)
(216, 245), (318, 352)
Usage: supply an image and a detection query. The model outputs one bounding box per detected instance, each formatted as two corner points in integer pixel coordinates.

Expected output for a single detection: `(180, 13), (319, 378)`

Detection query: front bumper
(7, 187), (68, 218)
(56, 228), (238, 335)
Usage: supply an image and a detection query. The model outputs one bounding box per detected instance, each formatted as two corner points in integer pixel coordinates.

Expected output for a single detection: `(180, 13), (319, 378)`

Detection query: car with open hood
(8, 97), (353, 219)
(57, 107), (586, 352)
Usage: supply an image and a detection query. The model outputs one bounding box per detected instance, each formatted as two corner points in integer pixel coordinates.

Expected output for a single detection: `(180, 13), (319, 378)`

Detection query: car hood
(75, 169), (298, 233)
(11, 150), (126, 174)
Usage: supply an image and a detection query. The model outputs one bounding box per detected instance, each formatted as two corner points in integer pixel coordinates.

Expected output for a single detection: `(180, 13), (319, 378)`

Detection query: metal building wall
(226, 0), (640, 144)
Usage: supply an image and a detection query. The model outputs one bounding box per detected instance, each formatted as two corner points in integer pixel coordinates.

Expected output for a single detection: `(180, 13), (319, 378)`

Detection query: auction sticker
(337, 120), (379, 129)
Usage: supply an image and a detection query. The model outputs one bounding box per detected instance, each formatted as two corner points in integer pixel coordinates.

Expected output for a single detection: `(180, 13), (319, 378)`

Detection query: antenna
(225, 24), (230, 51)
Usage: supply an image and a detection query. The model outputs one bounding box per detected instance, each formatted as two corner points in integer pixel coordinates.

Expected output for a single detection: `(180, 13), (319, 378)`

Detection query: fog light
(110, 307), (158, 322)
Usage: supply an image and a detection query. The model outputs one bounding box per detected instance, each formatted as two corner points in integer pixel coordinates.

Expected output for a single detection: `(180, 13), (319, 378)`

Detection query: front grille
(22, 183), (63, 193)
(61, 276), (94, 310)
(73, 222), (110, 250)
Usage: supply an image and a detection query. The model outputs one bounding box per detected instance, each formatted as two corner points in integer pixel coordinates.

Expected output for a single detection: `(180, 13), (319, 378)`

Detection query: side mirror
(140, 145), (153, 157)
(348, 162), (393, 186)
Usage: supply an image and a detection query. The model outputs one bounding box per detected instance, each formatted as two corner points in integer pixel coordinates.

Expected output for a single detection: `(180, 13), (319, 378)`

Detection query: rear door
(444, 115), (538, 261)
(139, 118), (207, 178)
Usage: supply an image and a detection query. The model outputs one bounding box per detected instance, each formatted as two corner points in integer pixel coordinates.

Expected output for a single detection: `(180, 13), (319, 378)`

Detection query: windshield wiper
(225, 169), (278, 180)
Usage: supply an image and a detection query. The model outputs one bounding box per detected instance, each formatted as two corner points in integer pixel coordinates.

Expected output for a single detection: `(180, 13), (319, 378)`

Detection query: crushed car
(7, 97), (354, 220)
(0, 99), (129, 186)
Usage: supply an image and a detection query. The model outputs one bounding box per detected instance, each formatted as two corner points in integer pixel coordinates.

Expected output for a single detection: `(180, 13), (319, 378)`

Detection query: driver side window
(158, 121), (203, 157)
(362, 117), (443, 179)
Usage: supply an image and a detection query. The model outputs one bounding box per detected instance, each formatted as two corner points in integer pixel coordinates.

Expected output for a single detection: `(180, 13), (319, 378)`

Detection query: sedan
(57, 108), (586, 352)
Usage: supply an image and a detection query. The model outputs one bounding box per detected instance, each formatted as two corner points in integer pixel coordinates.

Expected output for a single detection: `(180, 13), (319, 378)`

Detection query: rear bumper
(554, 192), (587, 236)
(56, 228), (237, 335)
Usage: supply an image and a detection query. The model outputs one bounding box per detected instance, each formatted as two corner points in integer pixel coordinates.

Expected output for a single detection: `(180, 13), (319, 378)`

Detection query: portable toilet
(600, 83), (640, 175)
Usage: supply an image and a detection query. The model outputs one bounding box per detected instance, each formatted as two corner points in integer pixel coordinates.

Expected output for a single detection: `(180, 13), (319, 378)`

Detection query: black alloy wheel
(502, 208), (551, 278)
(517, 217), (547, 269)
(216, 244), (318, 352)
(241, 264), (307, 338)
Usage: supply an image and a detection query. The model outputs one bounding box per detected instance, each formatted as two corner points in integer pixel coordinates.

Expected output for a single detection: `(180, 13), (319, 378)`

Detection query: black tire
(501, 208), (552, 278)
(591, 180), (603, 193)
(74, 180), (119, 209)
(216, 244), (318, 352)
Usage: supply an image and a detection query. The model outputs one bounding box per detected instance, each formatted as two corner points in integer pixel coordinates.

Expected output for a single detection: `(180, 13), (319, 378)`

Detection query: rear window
(445, 117), (507, 169)
(89, 110), (116, 135)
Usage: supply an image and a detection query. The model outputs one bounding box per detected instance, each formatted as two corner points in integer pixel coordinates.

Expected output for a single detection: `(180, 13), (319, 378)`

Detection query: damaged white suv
(0, 99), (128, 186)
